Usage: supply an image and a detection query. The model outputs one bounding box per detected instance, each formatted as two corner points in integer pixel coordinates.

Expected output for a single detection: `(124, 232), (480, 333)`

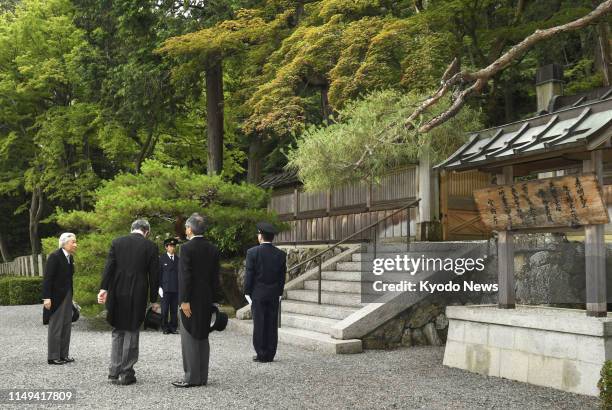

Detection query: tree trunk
(247, 136), (263, 184)
(321, 84), (331, 123)
(135, 128), (155, 174)
(0, 232), (10, 262)
(593, 2), (612, 86)
(206, 57), (224, 176)
(29, 187), (43, 275)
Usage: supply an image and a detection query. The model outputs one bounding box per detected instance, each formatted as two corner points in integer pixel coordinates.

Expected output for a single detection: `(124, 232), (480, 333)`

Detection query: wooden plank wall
(274, 208), (415, 244)
(271, 166), (418, 244)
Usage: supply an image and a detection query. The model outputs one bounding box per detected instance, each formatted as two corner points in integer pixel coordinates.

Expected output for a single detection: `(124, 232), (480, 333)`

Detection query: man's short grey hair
(131, 219), (151, 233)
(185, 213), (206, 235)
(58, 233), (76, 248)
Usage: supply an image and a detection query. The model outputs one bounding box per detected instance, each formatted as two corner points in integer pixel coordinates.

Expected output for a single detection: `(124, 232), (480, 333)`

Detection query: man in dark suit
(172, 213), (221, 388)
(42, 233), (78, 365)
(98, 219), (159, 386)
(159, 238), (179, 334)
(244, 222), (286, 363)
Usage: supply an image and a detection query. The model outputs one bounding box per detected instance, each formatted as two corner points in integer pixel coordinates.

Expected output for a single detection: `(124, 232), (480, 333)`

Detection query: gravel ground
(0, 305), (598, 410)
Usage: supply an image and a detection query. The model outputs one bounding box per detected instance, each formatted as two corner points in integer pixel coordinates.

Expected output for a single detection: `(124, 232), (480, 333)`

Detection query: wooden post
(440, 171), (449, 240)
(496, 165), (515, 309)
(418, 150), (432, 224)
(583, 150), (607, 317)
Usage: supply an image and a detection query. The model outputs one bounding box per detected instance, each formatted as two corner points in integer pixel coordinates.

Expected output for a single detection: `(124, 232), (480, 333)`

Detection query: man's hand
(97, 289), (107, 304)
(181, 302), (192, 318)
(43, 299), (51, 310)
(158, 287), (163, 298)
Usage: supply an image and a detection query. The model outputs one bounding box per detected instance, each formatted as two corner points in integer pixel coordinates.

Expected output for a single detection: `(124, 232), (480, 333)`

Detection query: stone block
(443, 340), (466, 368)
(435, 313), (449, 330)
(465, 344), (500, 377)
(488, 324), (514, 349)
(463, 321), (488, 344)
(514, 327), (547, 355)
(423, 322), (443, 346)
(400, 328), (412, 347)
(527, 354), (563, 389)
(543, 331), (577, 360)
(499, 349), (529, 382)
(562, 361), (600, 396)
(576, 335), (606, 364)
(412, 328), (428, 346)
(446, 320), (465, 342)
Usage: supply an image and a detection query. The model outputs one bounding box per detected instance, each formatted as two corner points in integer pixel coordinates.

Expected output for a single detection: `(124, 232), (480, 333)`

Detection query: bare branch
(410, 0), (612, 132)
(350, 0), (612, 171)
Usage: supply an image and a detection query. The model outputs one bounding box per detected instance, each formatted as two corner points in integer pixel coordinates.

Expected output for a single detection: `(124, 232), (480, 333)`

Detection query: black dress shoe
(60, 357), (75, 363)
(163, 330), (169, 334)
(170, 330), (179, 334)
(113, 375), (136, 386)
(108, 375), (118, 381)
(48, 359), (65, 365)
(172, 381), (200, 388)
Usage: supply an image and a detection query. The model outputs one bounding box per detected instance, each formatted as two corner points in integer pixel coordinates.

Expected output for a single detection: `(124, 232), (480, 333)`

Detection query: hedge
(0, 275), (43, 305)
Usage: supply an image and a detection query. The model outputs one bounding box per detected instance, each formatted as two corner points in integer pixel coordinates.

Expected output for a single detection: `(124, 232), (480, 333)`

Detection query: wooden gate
(440, 170), (492, 240)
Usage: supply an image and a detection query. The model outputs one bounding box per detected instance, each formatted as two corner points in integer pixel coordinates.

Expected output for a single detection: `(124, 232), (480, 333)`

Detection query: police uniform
(244, 222), (286, 362)
(160, 238), (179, 334)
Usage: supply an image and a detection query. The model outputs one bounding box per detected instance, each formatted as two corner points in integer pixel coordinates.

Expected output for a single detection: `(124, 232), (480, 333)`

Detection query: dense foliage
(0, 0), (609, 259)
(42, 160), (276, 314)
(0, 276), (43, 305)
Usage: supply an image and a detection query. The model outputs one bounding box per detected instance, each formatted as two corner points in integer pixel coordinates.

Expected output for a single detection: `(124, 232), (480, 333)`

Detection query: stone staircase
(232, 241), (487, 354)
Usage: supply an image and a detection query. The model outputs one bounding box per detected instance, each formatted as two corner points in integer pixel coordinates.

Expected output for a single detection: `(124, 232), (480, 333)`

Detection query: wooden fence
(0, 254), (45, 276)
(271, 166), (418, 244)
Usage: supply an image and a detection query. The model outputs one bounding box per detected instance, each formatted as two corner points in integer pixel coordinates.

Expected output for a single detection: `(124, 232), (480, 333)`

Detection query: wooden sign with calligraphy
(473, 174), (609, 231)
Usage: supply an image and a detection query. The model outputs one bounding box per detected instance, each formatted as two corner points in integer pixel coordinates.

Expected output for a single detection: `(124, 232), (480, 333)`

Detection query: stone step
(230, 319), (362, 354)
(321, 270), (363, 282)
(351, 251), (442, 262)
(335, 260), (441, 272)
(365, 241), (484, 253)
(335, 261), (365, 271)
(286, 289), (365, 307)
(321, 270), (424, 283)
(304, 279), (362, 294)
(281, 300), (359, 320)
(281, 312), (340, 334)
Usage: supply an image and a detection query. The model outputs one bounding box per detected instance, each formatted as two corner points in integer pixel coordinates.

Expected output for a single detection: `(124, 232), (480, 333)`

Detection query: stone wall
(362, 233), (612, 349)
(443, 304), (611, 396)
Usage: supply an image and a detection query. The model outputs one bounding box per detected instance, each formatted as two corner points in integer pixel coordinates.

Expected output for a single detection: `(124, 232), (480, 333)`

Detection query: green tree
(46, 160), (277, 314)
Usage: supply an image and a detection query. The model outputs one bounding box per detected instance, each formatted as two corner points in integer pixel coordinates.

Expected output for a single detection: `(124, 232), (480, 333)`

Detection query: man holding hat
(159, 238), (179, 334)
(244, 222), (286, 363)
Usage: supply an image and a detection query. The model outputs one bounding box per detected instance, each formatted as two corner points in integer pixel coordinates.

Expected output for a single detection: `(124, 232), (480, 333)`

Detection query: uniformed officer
(159, 238), (180, 334)
(244, 222), (286, 363)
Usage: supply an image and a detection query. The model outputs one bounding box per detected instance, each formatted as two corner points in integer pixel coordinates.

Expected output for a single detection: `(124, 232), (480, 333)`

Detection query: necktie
(67, 255), (71, 265)
(170, 256), (174, 262)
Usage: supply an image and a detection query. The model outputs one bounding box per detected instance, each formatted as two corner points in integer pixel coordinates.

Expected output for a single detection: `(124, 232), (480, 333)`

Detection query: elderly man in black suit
(97, 219), (160, 386)
(172, 213), (221, 388)
(42, 232), (78, 365)
(245, 222), (286, 363)
(159, 238), (179, 334)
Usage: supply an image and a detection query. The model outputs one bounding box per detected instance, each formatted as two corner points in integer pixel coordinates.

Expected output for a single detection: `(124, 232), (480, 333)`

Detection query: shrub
(43, 160), (282, 316)
(0, 276), (43, 305)
(599, 360), (612, 409)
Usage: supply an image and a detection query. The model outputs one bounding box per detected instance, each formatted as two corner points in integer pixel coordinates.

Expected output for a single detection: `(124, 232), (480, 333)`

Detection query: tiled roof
(437, 91), (612, 172)
(258, 168), (300, 189)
